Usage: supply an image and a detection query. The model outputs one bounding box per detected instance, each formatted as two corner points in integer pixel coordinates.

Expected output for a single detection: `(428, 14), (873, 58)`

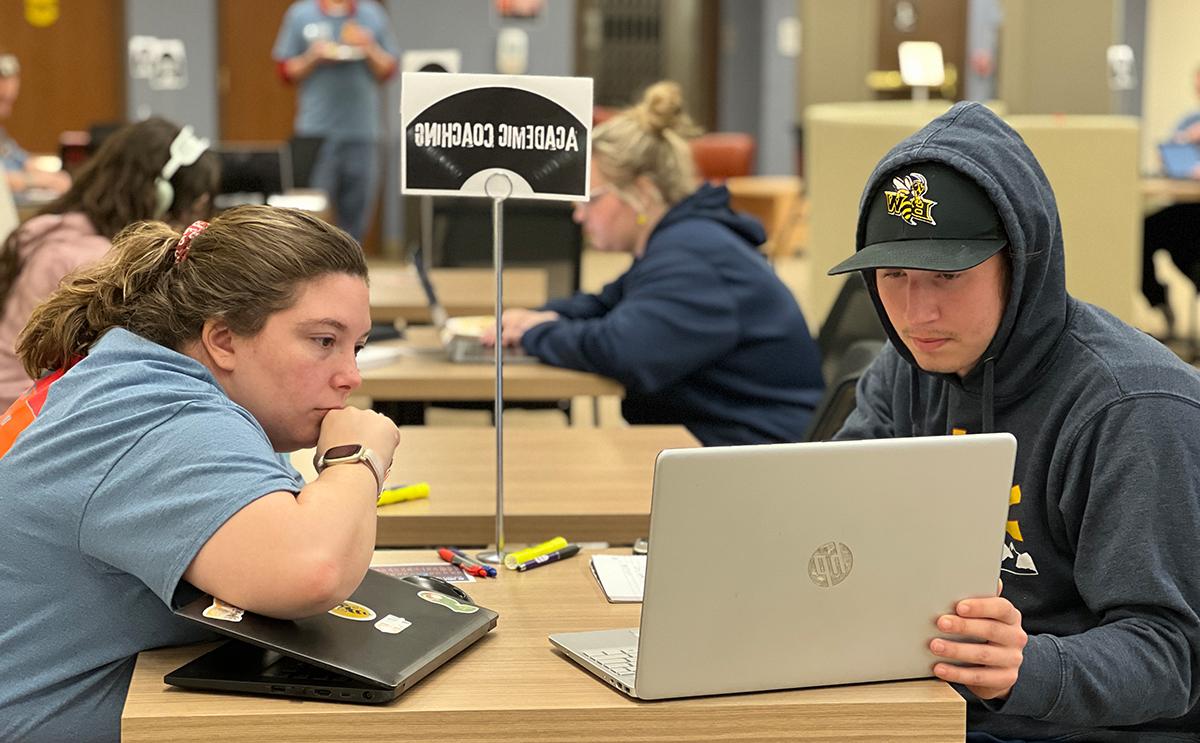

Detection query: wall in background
(1141, 0), (1200, 171)
(756, 0), (798, 175)
(997, 0), (1117, 115)
(797, 0), (876, 114)
(124, 0), (219, 141)
(717, 0), (762, 137)
(383, 0), (576, 256)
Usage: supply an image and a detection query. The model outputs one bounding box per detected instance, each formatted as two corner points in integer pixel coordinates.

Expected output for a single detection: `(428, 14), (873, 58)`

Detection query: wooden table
(726, 175), (805, 261)
(1141, 176), (1200, 204)
(369, 264), (549, 324)
(121, 549), (965, 742)
(292, 426), (699, 546)
(357, 327), (623, 402)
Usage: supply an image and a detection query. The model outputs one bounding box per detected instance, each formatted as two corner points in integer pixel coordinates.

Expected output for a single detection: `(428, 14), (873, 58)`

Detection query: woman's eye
(354, 344), (366, 356)
(315, 337), (335, 349)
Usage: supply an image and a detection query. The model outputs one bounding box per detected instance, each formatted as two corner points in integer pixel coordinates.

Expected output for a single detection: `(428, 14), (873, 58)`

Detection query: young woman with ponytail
(0, 205), (400, 741)
(485, 81), (824, 446)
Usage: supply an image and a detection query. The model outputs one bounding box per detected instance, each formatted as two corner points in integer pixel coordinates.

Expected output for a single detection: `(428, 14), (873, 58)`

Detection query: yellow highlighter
(504, 536), (568, 570)
(376, 481), (430, 507)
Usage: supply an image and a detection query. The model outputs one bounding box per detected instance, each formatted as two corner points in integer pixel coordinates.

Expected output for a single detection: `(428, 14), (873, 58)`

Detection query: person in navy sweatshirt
(829, 102), (1200, 741)
(483, 81), (823, 447)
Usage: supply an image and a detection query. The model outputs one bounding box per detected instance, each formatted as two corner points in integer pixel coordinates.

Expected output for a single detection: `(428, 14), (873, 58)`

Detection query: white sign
(1106, 44), (1136, 92)
(149, 38), (188, 91)
(400, 72), (592, 201)
(128, 35), (158, 79)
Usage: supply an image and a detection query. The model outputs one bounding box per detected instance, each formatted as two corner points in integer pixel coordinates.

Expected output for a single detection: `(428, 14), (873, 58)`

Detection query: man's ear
(200, 317), (238, 372)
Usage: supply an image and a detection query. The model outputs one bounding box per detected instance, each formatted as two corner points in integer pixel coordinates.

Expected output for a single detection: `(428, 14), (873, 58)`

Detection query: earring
(636, 213), (648, 226)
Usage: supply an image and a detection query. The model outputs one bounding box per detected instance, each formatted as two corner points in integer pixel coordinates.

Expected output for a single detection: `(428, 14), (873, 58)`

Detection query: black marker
(515, 544), (581, 571)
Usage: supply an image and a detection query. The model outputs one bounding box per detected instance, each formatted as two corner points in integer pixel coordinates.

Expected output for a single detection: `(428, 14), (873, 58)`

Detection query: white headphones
(154, 125), (211, 219)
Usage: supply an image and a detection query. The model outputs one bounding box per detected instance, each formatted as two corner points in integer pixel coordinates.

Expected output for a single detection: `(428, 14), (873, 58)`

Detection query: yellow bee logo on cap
(328, 600), (377, 622)
(885, 172), (938, 226)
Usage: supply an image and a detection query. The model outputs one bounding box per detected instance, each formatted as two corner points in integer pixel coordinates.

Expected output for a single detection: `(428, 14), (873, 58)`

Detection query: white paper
(355, 345), (406, 370)
(590, 554), (646, 603)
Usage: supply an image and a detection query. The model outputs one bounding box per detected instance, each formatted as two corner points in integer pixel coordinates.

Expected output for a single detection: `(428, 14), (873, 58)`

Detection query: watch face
(323, 444), (363, 460)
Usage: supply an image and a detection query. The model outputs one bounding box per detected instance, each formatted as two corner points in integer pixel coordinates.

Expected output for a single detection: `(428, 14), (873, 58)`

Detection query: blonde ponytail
(592, 80), (701, 206)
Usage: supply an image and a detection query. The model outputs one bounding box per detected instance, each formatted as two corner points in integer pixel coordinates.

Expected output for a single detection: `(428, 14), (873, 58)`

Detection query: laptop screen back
(1159, 142), (1200, 180)
(633, 433), (1016, 699)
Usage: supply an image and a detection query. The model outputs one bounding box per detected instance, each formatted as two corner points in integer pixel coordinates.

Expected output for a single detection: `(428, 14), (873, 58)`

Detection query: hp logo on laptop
(808, 541), (854, 588)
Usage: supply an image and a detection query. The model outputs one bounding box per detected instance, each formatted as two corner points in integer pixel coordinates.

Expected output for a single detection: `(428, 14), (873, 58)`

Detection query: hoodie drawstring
(909, 372), (922, 436)
(981, 356), (996, 434)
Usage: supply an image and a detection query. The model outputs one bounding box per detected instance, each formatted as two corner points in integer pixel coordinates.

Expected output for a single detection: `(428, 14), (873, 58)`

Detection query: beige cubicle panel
(1006, 116), (1140, 325)
(804, 102), (1137, 329)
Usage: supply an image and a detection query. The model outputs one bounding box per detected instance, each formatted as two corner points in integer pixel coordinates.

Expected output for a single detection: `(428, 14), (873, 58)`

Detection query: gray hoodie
(836, 102), (1200, 741)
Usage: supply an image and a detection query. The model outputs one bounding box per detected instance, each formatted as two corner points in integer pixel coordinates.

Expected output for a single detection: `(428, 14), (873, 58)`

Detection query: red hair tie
(174, 220), (209, 264)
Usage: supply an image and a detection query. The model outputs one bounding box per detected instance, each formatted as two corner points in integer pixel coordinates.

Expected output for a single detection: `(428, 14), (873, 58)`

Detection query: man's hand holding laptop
(929, 579), (1028, 700)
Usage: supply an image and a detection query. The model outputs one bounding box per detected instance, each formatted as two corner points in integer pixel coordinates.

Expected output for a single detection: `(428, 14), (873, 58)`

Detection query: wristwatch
(313, 444), (385, 494)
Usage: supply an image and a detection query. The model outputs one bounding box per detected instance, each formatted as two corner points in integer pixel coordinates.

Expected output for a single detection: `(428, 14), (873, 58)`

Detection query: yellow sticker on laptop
(328, 599), (377, 622)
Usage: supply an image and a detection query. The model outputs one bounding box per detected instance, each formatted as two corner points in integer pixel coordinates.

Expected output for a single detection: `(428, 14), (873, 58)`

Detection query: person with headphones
(0, 117), (219, 408)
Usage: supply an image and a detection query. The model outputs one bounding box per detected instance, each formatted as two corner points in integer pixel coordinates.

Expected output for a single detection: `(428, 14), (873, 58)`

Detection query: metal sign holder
(475, 172), (514, 565)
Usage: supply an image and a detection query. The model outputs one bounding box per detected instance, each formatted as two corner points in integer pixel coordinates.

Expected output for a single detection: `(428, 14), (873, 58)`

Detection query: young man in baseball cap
(829, 102), (1200, 741)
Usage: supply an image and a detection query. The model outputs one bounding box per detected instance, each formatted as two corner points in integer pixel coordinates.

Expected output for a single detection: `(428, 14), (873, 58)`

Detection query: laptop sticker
(374, 614), (413, 634)
(328, 600), (377, 622)
(417, 590), (479, 614)
(202, 597), (244, 623)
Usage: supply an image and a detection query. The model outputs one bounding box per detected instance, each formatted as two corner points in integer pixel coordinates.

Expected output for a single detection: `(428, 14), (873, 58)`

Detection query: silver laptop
(411, 248), (534, 364)
(550, 433), (1017, 700)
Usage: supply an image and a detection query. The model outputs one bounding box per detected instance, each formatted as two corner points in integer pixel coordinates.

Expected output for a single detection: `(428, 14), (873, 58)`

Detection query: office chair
(689, 132), (756, 183)
(804, 339), (884, 442)
(816, 273), (888, 386)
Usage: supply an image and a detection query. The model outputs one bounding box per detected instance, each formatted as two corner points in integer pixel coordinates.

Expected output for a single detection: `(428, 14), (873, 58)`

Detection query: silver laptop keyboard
(583, 646), (638, 678)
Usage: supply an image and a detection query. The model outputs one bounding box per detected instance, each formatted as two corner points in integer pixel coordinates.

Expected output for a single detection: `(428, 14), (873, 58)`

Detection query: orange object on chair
(689, 132), (756, 183)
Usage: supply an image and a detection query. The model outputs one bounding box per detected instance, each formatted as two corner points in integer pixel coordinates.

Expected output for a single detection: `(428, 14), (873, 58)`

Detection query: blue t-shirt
(0, 125), (29, 173)
(272, 0), (399, 140)
(0, 328), (304, 742)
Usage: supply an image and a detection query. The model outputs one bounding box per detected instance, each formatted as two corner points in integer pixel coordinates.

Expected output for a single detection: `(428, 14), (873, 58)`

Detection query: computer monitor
(428, 198), (582, 299)
(214, 144), (292, 201)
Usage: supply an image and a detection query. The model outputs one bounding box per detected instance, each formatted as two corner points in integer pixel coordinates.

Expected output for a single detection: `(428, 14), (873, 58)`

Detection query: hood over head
(831, 102), (1067, 429)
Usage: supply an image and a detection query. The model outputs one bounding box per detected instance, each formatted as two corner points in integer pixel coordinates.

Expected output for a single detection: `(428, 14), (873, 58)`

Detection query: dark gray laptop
(166, 568), (497, 704)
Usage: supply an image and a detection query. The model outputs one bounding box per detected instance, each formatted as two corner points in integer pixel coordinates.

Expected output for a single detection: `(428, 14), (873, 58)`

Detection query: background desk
(292, 426), (698, 546)
(357, 327), (623, 402)
(725, 175), (804, 262)
(1142, 176), (1200, 204)
(122, 549), (965, 742)
(369, 264), (548, 324)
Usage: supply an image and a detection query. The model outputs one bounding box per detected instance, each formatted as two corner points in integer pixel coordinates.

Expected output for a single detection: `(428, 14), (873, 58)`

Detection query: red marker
(437, 548), (491, 578)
